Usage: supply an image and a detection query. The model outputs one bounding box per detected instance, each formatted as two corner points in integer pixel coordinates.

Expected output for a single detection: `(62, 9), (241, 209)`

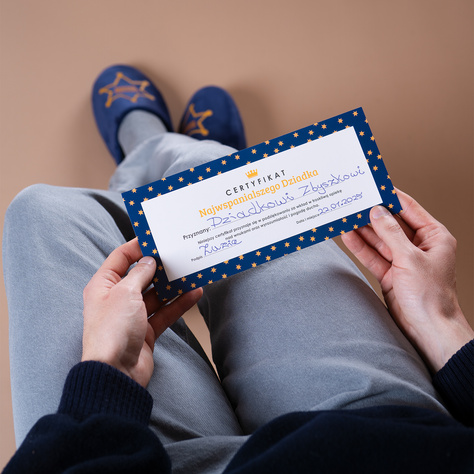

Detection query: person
(3, 64), (473, 473)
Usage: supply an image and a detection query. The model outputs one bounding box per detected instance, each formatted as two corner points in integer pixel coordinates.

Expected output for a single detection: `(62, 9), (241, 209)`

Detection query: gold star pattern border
(122, 107), (401, 301)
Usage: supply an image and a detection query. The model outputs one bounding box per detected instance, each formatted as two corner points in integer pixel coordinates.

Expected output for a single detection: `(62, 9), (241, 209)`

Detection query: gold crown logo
(246, 169), (258, 179)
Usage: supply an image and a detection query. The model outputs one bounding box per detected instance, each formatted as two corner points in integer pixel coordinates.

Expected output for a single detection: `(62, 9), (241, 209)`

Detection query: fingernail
(371, 205), (391, 219)
(139, 256), (155, 265)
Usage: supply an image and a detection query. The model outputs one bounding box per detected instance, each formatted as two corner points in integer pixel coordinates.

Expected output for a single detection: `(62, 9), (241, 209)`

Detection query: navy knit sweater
(4, 341), (473, 473)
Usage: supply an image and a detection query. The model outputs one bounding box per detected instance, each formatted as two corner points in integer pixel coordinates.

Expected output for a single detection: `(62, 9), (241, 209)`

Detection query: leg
(198, 239), (450, 434)
(3, 184), (244, 457)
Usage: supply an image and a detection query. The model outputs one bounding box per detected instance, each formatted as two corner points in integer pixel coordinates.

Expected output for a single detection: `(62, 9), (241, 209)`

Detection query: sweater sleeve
(432, 339), (474, 426)
(4, 361), (171, 473)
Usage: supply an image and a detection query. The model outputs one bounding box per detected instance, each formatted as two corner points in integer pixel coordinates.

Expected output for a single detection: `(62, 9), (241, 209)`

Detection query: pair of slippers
(92, 65), (246, 164)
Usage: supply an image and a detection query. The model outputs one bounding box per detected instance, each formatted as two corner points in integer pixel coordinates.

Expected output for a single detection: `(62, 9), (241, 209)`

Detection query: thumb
(370, 206), (413, 259)
(122, 256), (157, 293)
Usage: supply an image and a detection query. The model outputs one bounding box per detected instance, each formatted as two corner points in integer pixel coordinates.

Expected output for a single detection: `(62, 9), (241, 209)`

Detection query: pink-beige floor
(1, 0), (472, 467)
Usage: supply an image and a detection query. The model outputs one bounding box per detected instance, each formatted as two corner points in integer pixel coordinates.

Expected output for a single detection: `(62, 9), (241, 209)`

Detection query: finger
(148, 288), (203, 339)
(353, 224), (394, 263)
(369, 205), (414, 260)
(341, 229), (391, 282)
(119, 256), (156, 294)
(89, 239), (143, 287)
(143, 286), (163, 317)
(395, 188), (441, 232)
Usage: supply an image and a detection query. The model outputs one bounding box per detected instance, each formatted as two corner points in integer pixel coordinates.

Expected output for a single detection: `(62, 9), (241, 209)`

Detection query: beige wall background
(1, 0), (472, 467)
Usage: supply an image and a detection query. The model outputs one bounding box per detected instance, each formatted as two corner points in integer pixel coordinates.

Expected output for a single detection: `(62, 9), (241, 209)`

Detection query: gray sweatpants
(3, 112), (448, 473)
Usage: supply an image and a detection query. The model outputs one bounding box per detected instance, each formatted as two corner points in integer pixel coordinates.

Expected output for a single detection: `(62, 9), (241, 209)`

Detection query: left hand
(82, 239), (203, 387)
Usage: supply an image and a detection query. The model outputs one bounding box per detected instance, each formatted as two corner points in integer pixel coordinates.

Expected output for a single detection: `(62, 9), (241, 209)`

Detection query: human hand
(82, 239), (203, 387)
(341, 189), (473, 373)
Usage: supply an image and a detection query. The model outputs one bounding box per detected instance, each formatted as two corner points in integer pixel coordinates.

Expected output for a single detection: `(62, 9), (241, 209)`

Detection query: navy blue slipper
(92, 65), (173, 164)
(179, 86), (246, 150)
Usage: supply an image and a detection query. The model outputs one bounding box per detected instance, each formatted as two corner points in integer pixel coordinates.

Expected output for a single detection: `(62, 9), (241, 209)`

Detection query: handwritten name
(206, 193), (295, 229)
(199, 239), (242, 256)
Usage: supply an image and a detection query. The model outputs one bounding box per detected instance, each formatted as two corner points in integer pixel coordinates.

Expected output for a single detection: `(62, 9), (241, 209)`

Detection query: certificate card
(123, 107), (401, 301)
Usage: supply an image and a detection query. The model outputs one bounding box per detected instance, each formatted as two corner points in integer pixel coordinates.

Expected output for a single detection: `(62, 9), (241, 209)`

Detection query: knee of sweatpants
(4, 184), (64, 232)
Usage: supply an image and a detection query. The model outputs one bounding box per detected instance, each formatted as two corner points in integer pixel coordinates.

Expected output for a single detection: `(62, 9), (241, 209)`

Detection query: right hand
(341, 189), (473, 372)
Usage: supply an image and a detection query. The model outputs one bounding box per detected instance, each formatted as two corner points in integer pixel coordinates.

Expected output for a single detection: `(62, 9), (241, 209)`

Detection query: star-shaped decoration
(342, 218), (347, 223)
(271, 246), (276, 251)
(265, 140), (270, 145)
(99, 72), (156, 108)
(180, 103), (213, 137)
(129, 200), (135, 206)
(181, 277), (186, 282)
(197, 273), (203, 279)
(284, 242), (290, 247)
(252, 149), (257, 154)
(148, 186), (153, 192)
(338, 118), (343, 123)
(278, 141), (283, 146)
(206, 167), (211, 173)
(320, 125), (325, 130)
(178, 177), (184, 182)
(252, 263), (257, 268)
(296, 246), (301, 251)
(266, 256), (271, 261)
(134, 221), (139, 227)
(221, 160), (227, 165)
(222, 274), (227, 279)
(299, 236), (304, 241)
(357, 213), (362, 219)
(293, 132), (299, 138)
(359, 131), (364, 136)
(274, 148), (279, 153)
(236, 265), (241, 270)
(168, 185), (173, 191)
(329, 227), (334, 232)
(211, 267), (216, 273)
(256, 251), (261, 256)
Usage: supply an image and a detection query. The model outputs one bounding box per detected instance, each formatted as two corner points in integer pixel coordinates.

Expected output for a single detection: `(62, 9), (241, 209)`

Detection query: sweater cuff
(433, 339), (474, 425)
(58, 361), (153, 425)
